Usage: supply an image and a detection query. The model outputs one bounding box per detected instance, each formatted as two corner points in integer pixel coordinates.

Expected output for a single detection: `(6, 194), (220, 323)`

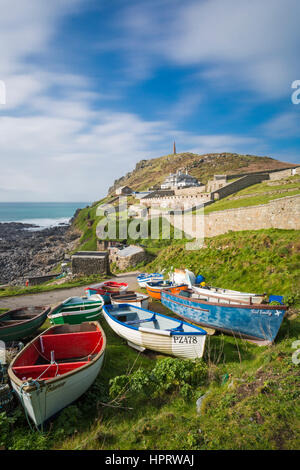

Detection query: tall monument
(173, 141), (176, 155)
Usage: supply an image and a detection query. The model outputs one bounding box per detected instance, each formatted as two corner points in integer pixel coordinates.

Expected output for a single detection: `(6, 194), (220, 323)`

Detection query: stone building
(115, 186), (133, 195)
(109, 245), (146, 270)
(71, 251), (109, 275)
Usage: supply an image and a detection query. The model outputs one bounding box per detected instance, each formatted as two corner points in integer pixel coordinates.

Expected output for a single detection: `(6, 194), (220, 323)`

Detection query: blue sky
(0, 0), (299, 201)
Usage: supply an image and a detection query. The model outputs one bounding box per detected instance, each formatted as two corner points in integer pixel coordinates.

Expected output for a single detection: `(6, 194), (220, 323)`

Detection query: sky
(0, 0), (299, 202)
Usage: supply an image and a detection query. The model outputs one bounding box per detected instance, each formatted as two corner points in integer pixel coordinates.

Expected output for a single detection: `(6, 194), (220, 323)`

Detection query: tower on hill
(173, 141), (176, 155)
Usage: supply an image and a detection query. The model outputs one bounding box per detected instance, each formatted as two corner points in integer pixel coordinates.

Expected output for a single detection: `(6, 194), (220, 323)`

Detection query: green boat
(48, 295), (104, 325)
(0, 306), (50, 342)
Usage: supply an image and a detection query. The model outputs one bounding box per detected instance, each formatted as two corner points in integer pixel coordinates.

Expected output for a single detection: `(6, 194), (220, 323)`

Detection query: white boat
(110, 291), (149, 309)
(191, 285), (265, 304)
(8, 322), (106, 428)
(137, 272), (164, 288)
(102, 304), (207, 359)
(177, 269), (265, 304)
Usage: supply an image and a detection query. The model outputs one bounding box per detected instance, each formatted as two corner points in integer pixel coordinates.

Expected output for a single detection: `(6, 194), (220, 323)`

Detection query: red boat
(85, 281), (129, 300)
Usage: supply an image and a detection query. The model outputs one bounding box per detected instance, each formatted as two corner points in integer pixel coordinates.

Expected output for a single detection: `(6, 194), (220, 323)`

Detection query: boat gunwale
(8, 321), (106, 388)
(161, 289), (287, 311)
(0, 306), (51, 331)
(103, 304), (207, 336)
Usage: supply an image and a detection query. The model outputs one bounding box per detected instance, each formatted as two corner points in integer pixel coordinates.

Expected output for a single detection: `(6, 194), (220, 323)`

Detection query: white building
(161, 169), (200, 190)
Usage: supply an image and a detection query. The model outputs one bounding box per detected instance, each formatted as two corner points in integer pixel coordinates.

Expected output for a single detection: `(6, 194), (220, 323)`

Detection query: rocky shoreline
(0, 222), (81, 285)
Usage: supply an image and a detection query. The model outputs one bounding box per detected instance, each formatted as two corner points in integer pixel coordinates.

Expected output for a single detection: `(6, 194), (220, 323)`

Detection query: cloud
(114, 0), (300, 97)
(261, 111), (300, 138)
(0, 0), (298, 202)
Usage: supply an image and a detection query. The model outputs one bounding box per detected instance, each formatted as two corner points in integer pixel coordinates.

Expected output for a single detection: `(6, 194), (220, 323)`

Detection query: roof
(117, 245), (144, 257)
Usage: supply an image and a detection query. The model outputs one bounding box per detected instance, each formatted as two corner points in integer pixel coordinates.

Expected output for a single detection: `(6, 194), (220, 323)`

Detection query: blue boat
(161, 289), (287, 344)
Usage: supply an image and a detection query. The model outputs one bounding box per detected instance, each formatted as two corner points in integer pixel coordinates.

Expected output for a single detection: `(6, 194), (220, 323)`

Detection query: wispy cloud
(111, 0), (300, 98)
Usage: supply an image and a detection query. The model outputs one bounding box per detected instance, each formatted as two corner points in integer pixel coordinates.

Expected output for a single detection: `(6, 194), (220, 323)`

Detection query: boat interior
(12, 323), (104, 382)
(169, 288), (256, 305)
(0, 307), (45, 327)
(111, 291), (146, 301)
(107, 305), (202, 333)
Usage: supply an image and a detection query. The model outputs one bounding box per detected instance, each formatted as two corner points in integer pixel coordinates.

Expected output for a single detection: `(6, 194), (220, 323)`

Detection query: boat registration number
(173, 336), (198, 344)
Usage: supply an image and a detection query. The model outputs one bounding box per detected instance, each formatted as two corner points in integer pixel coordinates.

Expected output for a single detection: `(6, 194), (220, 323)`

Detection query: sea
(0, 202), (90, 229)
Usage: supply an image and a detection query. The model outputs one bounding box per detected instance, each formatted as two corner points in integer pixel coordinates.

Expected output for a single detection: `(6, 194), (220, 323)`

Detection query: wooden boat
(137, 272), (164, 288)
(0, 306), (50, 342)
(161, 289), (287, 345)
(8, 322), (106, 427)
(145, 280), (188, 300)
(48, 295), (103, 325)
(175, 269), (265, 304)
(102, 304), (207, 359)
(85, 281), (128, 303)
(110, 291), (149, 309)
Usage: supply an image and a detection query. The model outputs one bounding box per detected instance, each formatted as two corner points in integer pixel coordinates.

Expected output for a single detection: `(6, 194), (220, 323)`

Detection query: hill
(108, 152), (298, 193)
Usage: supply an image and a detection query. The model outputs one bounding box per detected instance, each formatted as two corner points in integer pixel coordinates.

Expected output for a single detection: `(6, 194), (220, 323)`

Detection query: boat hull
(161, 290), (287, 344)
(192, 286), (264, 304)
(146, 283), (188, 300)
(111, 296), (149, 309)
(48, 306), (102, 325)
(10, 353), (104, 427)
(8, 322), (106, 427)
(0, 307), (50, 342)
(103, 305), (206, 359)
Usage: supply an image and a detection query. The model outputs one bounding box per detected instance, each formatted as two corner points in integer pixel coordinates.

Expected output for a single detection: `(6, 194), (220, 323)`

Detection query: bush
(109, 358), (208, 402)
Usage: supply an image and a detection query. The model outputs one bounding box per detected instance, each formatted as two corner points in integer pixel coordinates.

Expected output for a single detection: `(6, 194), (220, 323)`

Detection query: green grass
(145, 229), (300, 305)
(2, 308), (299, 450)
(201, 177), (300, 214)
(0, 275), (109, 298)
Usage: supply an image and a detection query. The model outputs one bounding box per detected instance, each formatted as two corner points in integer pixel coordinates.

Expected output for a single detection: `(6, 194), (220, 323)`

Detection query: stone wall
(26, 273), (61, 286)
(211, 173), (269, 200)
(168, 195), (300, 239)
(71, 251), (109, 275)
(174, 186), (206, 196)
(269, 167), (300, 180)
(109, 245), (146, 270)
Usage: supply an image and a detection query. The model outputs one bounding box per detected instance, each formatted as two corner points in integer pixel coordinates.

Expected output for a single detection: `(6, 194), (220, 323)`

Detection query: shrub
(109, 358), (208, 402)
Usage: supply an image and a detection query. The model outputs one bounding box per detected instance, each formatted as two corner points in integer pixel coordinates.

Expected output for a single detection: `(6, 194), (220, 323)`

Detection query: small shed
(71, 251), (109, 275)
(109, 245), (146, 270)
(115, 186), (133, 195)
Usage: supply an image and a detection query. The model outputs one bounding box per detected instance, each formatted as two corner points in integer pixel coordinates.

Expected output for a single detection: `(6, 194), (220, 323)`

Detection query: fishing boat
(137, 272), (164, 288)
(174, 269), (265, 304)
(191, 285), (266, 304)
(0, 306), (50, 342)
(85, 281), (128, 303)
(161, 289), (287, 344)
(110, 291), (149, 309)
(145, 280), (188, 300)
(8, 322), (106, 428)
(48, 295), (103, 325)
(102, 304), (207, 359)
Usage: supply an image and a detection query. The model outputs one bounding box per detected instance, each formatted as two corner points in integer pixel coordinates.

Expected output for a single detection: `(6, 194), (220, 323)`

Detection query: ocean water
(0, 202), (89, 228)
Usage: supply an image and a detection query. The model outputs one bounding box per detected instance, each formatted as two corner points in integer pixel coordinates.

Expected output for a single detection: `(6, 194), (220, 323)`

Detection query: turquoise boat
(48, 295), (103, 325)
(0, 306), (50, 342)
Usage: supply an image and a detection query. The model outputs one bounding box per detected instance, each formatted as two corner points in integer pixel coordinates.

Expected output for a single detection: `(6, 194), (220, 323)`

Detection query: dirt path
(0, 272), (139, 310)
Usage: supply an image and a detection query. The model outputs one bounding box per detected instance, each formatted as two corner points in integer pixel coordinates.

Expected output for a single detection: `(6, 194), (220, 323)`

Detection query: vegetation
(108, 152), (295, 193)
(145, 229), (300, 306)
(1, 307), (299, 450)
(0, 275), (108, 298)
(202, 176), (300, 213)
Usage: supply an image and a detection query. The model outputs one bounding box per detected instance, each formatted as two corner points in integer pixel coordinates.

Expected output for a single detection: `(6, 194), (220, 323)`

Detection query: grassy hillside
(2, 299), (299, 450)
(145, 229), (300, 305)
(108, 152), (297, 193)
(1, 227), (299, 450)
(202, 175), (300, 213)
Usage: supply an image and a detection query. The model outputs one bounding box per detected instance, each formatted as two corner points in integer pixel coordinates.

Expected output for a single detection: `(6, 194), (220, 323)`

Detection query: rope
(19, 380), (44, 433)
